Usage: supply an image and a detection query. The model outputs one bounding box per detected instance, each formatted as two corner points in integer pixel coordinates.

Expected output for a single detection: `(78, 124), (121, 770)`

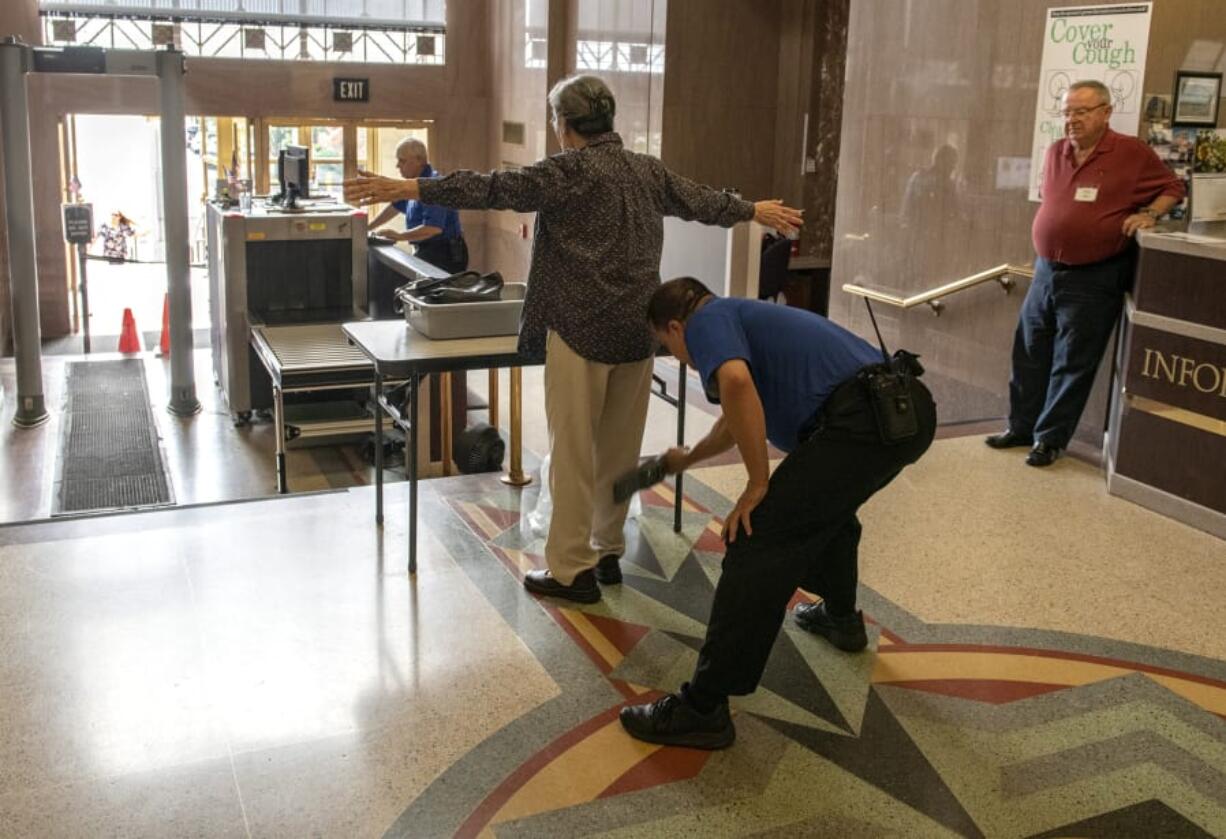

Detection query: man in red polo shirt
(987, 80), (1185, 466)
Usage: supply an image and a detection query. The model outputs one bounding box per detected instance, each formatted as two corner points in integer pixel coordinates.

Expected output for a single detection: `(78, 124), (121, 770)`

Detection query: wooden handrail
(842, 263), (1035, 315)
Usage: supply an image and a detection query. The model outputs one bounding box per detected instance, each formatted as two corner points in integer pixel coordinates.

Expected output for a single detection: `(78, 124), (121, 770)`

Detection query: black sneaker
(619, 693), (735, 750)
(523, 569), (601, 604)
(985, 429), (1034, 449)
(595, 554), (622, 585)
(793, 601), (868, 652)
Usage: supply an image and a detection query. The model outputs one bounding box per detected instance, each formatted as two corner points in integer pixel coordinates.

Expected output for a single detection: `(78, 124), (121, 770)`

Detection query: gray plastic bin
(402, 283), (526, 339)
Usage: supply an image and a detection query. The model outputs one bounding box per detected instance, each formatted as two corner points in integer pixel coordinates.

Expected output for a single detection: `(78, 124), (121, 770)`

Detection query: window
(262, 120), (429, 204)
(40, 1), (446, 64)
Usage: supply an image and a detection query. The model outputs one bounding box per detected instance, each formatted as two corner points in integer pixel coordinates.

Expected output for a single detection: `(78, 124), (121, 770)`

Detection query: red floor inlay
(580, 612), (652, 658)
(599, 739), (713, 799)
(880, 678), (1070, 704)
(476, 504), (523, 531)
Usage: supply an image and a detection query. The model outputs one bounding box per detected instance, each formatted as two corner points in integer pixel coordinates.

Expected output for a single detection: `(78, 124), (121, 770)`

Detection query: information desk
(342, 320), (690, 572)
(1107, 231), (1226, 539)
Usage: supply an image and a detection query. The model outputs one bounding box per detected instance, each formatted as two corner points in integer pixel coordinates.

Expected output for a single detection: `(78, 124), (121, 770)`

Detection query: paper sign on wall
(1029, 3), (1153, 202)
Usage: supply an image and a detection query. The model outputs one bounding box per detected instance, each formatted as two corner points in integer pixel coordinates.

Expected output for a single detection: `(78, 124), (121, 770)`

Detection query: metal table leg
(374, 372), (383, 525)
(409, 372), (419, 575)
(674, 363), (687, 533)
(488, 368), (499, 428)
(274, 384), (288, 495)
(500, 366), (532, 487)
(440, 371), (453, 476)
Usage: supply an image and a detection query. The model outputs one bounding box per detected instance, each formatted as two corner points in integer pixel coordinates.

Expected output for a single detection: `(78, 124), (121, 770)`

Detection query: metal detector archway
(0, 38), (200, 426)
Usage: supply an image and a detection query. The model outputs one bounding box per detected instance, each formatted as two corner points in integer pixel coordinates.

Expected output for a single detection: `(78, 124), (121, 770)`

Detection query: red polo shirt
(1031, 129), (1185, 265)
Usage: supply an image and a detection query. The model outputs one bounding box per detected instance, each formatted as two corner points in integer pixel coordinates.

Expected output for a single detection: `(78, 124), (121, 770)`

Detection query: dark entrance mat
(53, 360), (174, 515)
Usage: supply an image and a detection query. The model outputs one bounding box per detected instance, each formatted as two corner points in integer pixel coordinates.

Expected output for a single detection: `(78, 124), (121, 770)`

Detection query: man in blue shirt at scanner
(366, 137), (468, 274)
(620, 277), (937, 749)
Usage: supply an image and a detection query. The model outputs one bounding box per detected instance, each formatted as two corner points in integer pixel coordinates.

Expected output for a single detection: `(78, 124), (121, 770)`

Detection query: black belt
(1046, 246), (1133, 272)
(797, 374), (868, 443)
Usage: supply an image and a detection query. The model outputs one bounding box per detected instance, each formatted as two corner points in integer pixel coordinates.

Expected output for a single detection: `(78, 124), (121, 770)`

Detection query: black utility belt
(808, 352), (925, 445)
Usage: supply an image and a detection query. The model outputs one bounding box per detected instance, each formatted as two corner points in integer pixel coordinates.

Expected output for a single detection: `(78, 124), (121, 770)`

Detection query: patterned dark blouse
(419, 133), (755, 364)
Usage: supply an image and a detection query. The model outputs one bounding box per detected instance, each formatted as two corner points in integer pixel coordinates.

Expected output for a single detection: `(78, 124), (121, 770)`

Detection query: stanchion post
(77, 245), (91, 354)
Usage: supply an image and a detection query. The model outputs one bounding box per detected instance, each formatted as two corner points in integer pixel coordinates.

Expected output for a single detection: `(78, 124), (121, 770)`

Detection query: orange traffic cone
(157, 293), (170, 356)
(117, 308), (143, 353)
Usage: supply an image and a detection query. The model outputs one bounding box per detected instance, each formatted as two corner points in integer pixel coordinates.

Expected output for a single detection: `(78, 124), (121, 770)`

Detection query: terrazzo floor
(2, 431), (1225, 837)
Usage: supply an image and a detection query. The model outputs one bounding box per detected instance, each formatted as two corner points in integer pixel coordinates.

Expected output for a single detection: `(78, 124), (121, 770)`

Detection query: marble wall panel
(830, 0), (1226, 435)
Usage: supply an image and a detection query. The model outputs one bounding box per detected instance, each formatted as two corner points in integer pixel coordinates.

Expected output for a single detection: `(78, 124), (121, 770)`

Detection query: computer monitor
(277, 144), (310, 207)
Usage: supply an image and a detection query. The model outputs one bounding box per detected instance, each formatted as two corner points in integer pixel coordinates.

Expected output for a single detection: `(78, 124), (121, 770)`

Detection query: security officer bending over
(620, 277), (937, 749)
(366, 137), (468, 274)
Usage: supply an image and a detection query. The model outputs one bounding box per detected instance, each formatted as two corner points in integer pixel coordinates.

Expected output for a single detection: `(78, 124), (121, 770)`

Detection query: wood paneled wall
(660, 0), (785, 202)
(660, 0), (848, 264)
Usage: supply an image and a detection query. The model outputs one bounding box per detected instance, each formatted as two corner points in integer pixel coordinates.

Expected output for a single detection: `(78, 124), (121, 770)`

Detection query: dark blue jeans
(1008, 253), (1129, 449)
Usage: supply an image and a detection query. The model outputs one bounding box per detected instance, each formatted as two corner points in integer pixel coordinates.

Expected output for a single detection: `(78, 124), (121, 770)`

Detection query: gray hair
(395, 137), (428, 161)
(1068, 80), (1112, 106)
(548, 75), (616, 136)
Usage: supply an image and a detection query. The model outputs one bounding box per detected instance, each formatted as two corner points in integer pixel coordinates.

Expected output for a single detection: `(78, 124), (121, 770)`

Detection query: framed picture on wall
(1172, 71), (1222, 127)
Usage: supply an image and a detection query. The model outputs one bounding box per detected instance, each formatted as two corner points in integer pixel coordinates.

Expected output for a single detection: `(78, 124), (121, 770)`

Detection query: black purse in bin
(393, 271), (503, 312)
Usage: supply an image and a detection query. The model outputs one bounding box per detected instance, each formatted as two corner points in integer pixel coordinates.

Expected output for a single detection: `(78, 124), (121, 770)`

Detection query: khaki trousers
(544, 330), (654, 584)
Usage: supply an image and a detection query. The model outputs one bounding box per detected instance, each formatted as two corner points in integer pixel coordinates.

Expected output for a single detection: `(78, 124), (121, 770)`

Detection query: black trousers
(415, 236), (469, 275)
(690, 375), (937, 698)
(1008, 253), (1129, 449)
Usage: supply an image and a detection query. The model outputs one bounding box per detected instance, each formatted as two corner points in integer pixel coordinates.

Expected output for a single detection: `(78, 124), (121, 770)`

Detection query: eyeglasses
(1059, 104), (1108, 119)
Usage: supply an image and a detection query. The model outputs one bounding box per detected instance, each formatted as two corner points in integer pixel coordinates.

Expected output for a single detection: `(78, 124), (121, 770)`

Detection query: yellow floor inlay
(649, 481), (701, 514)
(873, 651), (1133, 687)
(873, 650), (1226, 717)
(491, 719), (660, 825)
(458, 500), (506, 540)
(559, 608), (626, 670)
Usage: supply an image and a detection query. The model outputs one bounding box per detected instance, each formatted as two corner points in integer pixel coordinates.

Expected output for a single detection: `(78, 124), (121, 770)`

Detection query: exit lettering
(333, 78), (369, 102)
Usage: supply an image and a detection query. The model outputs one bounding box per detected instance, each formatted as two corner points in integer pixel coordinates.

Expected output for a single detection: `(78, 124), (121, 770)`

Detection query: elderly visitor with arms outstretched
(345, 75), (803, 604)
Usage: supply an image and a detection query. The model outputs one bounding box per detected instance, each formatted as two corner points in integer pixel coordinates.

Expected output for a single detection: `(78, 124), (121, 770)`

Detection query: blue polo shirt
(391, 164), (463, 242)
(684, 297), (882, 452)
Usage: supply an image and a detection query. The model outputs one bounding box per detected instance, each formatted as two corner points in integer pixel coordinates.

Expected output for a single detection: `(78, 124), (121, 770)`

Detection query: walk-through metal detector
(0, 38), (200, 426)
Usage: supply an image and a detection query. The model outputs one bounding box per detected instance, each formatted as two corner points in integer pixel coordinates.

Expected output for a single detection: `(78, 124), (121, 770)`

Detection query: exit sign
(333, 78), (369, 102)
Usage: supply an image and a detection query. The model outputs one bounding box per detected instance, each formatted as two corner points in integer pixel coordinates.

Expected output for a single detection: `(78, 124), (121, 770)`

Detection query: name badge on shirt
(1074, 186), (1099, 202)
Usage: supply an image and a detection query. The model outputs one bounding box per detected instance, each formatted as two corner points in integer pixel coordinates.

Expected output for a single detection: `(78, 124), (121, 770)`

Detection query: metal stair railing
(842, 263), (1035, 315)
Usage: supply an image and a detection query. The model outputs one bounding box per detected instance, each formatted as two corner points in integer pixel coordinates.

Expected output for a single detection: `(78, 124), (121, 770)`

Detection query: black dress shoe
(1025, 442), (1061, 467)
(595, 554), (622, 585)
(985, 429), (1034, 449)
(793, 601), (868, 652)
(619, 693), (735, 750)
(523, 569), (601, 604)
